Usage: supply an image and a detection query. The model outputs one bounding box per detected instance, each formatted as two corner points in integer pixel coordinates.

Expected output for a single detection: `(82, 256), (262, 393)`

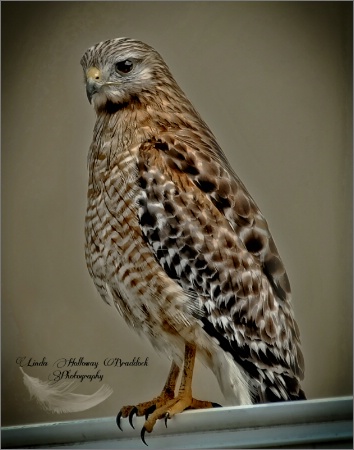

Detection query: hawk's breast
(84, 135), (204, 356)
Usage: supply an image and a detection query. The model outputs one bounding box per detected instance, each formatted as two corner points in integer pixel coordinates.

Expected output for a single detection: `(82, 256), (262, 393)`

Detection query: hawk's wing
(136, 131), (305, 401)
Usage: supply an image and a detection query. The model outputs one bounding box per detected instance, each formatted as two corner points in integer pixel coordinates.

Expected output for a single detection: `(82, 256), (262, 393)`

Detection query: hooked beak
(85, 67), (102, 104)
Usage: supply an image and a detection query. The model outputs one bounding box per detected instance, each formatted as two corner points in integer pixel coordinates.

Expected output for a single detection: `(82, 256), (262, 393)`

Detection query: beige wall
(2, 1), (352, 426)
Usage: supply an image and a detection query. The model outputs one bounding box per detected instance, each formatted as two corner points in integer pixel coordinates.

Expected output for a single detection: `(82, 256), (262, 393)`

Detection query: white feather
(210, 349), (253, 405)
(20, 367), (113, 413)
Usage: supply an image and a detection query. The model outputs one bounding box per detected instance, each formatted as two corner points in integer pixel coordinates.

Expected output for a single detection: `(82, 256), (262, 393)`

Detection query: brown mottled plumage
(81, 37), (305, 441)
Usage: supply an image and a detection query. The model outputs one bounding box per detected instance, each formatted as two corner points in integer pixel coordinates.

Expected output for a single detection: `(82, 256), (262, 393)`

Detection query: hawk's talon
(164, 412), (170, 428)
(116, 411), (123, 431)
(145, 404), (156, 419)
(128, 406), (138, 429)
(212, 402), (222, 408)
(141, 426), (148, 446)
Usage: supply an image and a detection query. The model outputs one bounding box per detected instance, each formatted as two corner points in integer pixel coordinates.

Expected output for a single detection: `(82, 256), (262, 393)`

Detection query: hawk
(80, 37), (305, 444)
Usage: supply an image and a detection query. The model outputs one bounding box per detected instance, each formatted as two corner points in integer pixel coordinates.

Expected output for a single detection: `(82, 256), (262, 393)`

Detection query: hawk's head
(80, 37), (176, 111)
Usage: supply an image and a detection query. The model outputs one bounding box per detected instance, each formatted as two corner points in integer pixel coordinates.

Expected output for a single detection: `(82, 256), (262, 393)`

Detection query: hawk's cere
(80, 37), (305, 442)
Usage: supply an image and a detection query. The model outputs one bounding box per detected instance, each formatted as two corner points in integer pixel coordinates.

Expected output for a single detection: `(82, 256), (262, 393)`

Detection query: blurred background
(2, 1), (352, 426)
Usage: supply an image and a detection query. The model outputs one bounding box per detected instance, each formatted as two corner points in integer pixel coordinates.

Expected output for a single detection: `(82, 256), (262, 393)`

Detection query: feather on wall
(20, 367), (113, 413)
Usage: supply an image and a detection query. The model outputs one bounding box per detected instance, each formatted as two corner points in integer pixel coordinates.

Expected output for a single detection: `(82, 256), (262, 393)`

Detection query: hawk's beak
(86, 67), (102, 104)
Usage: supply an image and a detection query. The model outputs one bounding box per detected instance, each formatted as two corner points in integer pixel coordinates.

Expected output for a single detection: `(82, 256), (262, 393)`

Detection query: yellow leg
(141, 343), (219, 444)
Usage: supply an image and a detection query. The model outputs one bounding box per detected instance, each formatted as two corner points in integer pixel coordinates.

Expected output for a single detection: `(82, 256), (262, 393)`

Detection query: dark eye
(115, 59), (134, 74)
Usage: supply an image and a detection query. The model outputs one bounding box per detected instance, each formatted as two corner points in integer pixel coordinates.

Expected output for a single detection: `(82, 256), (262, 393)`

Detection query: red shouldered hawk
(80, 37), (305, 444)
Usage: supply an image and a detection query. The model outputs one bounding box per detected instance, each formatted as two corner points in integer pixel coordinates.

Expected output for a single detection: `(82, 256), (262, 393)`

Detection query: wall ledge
(2, 396), (352, 449)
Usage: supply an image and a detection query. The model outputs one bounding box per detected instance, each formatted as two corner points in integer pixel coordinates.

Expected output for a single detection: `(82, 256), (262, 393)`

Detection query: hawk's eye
(115, 59), (134, 75)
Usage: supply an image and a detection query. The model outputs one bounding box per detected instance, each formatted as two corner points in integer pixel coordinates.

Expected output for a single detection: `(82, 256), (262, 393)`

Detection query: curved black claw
(128, 406), (138, 429)
(164, 412), (170, 428)
(141, 426), (149, 446)
(212, 402), (222, 408)
(116, 411), (123, 431)
(144, 404), (156, 420)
